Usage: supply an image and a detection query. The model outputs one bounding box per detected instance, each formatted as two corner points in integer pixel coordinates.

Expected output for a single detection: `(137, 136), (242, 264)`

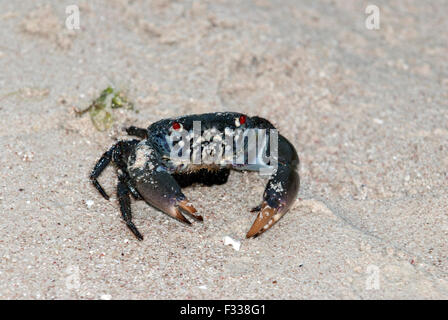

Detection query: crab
(90, 112), (300, 240)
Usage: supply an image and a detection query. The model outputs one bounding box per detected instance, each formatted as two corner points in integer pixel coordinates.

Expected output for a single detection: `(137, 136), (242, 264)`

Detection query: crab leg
(90, 147), (114, 200)
(90, 139), (140, 200)
(125, 126), (148, 139)
(117, 175), (144, 240)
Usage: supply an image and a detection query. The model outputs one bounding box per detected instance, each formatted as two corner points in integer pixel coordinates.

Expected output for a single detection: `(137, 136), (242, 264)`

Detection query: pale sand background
(0, 0), (447, 299)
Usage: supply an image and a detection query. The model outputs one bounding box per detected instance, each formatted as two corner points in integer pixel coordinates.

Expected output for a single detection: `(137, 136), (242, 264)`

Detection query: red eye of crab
(172, 122), (181, 130)
(239, 115), (246, 125)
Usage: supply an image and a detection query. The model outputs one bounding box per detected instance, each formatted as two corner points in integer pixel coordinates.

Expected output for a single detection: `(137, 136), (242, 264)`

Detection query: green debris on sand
(76, 87), (134, 131)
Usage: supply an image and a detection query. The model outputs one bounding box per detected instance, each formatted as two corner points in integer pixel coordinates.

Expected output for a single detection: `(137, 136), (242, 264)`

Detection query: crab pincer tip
(178, 200), (203, 222)
(246, 203), (278, 238)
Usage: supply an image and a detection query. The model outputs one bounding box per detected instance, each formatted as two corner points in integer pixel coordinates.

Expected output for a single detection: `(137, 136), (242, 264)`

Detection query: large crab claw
(118, 142), (203, 240)
(132, 168), (203, 225)
(246, 135), (300, 238)
(136, 175), (202, 224)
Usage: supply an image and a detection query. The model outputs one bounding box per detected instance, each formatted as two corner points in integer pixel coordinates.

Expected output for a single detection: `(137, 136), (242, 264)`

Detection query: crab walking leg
(131, 169), (203, 224)
(125, 126), (148, 139)
(127, 181), (143, 200)
(246, 134), (300, 238)
(90, 147), (114, 200)
(117, 175), (144, 240)
(90, 139), (141, 200)
(118, 169), (143, 200)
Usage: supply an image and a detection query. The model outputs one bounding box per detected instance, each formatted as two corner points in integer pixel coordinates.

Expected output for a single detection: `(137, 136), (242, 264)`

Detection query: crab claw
(246, 201), (282, 238)
(178, 200), (203, 221)
(246, 167), (299, 238)
(170, 206), (192, 225)
(246, 136), (300, 238)
(131, 166), (202, 225)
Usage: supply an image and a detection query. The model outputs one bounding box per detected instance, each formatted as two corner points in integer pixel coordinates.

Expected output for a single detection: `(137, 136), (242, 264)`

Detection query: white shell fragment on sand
(223, 236), (241, 251)
(86, 200), (94, 208)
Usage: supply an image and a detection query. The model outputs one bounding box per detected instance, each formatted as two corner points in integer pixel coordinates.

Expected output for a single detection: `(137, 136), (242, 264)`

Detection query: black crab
(90, 112), (300, 240)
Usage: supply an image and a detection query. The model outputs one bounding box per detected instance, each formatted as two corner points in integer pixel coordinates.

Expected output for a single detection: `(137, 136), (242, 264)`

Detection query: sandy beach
(0, 0), (447, 299)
